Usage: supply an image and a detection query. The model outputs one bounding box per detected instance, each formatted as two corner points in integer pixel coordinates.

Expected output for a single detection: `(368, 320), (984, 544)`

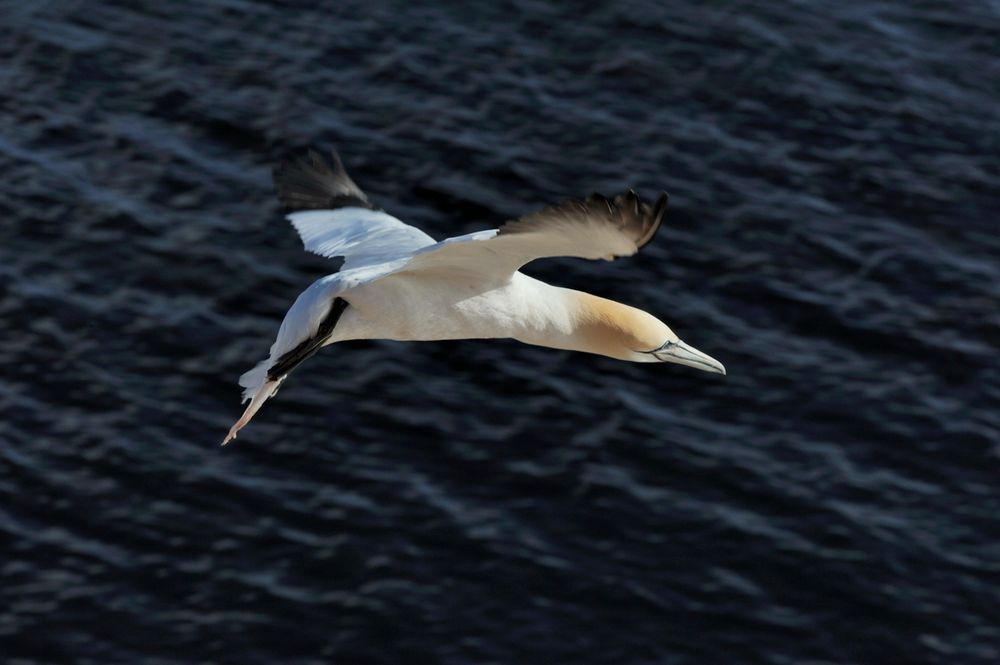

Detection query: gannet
(223, 147), (725, 444)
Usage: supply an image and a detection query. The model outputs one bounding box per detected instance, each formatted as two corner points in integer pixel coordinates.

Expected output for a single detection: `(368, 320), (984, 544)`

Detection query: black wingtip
(272, 145), (374, 212)
(653, 191), (669, 224)
(618, 188), (668, 249)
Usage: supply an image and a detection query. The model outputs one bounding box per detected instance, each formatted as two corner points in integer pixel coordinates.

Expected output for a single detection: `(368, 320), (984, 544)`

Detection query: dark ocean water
(2, 1), (999, 663)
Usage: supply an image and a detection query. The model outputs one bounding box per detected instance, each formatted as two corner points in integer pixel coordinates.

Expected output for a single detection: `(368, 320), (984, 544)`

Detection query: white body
(326, 272), (576, 348)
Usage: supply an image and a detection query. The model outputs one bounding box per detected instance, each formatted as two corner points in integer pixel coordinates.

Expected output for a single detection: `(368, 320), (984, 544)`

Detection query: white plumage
(223, 147), (725, 444)
(288, 208), (435, 268)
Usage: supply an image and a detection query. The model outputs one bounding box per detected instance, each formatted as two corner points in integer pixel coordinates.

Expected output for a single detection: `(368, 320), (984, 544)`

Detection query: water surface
(1, 1), (998, 663)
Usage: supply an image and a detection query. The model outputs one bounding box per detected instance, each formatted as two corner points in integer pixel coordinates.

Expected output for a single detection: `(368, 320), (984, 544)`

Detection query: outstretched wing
(273, 147), (435, 269)
(398, 189), (669, 277)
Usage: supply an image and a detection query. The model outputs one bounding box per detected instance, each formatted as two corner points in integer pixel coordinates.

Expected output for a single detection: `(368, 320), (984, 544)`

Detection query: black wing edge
(597, 189), (670, 250)
(500, 188), (669, 253)
(272, 146), (377, 212)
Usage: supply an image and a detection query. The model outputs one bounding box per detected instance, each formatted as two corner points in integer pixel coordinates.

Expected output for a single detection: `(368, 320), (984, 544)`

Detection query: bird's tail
(222, 363), (284, 446)
(239, 358), (271, 402)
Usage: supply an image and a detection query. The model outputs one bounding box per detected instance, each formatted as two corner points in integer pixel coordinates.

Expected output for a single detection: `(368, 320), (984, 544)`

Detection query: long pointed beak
(657, 340), (726, 375)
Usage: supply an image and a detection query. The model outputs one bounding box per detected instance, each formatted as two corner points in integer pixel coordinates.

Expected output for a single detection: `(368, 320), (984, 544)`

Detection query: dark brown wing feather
(272, 147), (376, 212)
(498, 189), (669, 259)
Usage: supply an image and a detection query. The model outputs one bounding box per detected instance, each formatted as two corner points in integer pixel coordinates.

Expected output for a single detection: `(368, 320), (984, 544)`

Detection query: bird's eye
(639, 340), (675, 356)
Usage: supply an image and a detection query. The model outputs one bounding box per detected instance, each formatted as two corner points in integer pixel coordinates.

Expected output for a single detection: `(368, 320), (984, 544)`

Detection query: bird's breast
(332, 272), (573, 343)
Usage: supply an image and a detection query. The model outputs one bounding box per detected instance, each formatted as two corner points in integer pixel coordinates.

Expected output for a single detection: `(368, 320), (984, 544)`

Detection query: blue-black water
(2, 2), (998, 663)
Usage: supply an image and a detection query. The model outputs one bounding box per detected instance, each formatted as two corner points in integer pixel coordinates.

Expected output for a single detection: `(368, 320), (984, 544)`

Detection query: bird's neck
(518, 284), (660, 361)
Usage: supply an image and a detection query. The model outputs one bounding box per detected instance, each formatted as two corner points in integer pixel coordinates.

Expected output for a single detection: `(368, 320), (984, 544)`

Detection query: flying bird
(223, 147), (725, 444)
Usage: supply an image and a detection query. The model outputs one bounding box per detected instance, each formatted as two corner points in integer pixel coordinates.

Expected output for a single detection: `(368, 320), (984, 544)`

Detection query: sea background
(1, 1), (998, 663)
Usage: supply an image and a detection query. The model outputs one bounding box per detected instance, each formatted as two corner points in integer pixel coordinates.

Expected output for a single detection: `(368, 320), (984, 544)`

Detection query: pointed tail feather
(222, 377), (284, 446)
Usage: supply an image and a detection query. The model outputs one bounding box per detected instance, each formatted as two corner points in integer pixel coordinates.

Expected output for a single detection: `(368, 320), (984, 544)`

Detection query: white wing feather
(288, 208), (435, 270)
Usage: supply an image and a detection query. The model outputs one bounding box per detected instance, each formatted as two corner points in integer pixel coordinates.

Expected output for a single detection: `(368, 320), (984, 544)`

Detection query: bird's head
(572, 292), (726, 374)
